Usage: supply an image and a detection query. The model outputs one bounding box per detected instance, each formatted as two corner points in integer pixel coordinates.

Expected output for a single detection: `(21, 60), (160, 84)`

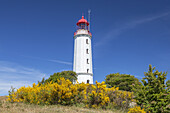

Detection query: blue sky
(0, 0), (170, 95)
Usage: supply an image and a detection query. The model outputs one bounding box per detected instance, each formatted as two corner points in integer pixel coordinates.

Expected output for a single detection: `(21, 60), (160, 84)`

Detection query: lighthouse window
(87, 69), (89, 73)
(86, 39), (89, 44)
(86, 49), (89, 54)
(87, 59), (89, 64)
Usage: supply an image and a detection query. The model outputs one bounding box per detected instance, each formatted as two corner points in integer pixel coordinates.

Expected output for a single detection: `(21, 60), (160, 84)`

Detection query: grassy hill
(0, 96), (125, 113)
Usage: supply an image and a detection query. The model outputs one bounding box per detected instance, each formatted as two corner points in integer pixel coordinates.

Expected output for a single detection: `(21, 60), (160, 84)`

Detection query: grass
(0, 96), (125, 113)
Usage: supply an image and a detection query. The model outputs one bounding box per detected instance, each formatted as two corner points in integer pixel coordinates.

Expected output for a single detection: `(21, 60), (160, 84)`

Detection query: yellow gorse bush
(7, 78), (133, 109)
(128, 106), (146, 113)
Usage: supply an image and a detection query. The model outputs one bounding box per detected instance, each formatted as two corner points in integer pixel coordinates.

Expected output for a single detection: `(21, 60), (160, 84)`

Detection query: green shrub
(43, 71), (77, 84)
(133, 64), (170, 113)
(105, 73), (141, 91)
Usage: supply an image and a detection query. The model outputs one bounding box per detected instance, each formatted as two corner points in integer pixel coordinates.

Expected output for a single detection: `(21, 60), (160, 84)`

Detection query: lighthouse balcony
(74, 29), (92, 37)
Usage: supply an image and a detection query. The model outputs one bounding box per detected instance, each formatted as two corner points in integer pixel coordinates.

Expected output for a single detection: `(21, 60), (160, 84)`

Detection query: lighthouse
(73, 16), (93, 84)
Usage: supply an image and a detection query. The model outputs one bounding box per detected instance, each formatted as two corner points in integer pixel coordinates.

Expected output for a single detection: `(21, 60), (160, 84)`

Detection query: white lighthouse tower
(73, 16), (93, 84)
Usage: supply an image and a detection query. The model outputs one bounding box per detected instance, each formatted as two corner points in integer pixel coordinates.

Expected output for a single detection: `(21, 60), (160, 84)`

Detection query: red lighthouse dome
(77, 16), (89, 26)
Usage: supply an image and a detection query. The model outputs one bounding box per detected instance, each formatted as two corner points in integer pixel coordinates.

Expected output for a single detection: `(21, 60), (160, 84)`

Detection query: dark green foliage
(133, 64), (170, 113)
(166, 80), (170, 91)
(38, 77), (45, 85)
(45, 71), (77, 84)
(105, 73), (141, 91)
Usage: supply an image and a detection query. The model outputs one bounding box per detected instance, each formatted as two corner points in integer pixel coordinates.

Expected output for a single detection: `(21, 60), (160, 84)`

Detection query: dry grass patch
(0, 96), (124, 113)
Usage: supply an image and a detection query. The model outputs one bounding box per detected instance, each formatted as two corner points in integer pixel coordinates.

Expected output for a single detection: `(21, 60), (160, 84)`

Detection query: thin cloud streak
(48, 59), (72, 65)
(22, 55), (72, 65)
(0, 65), (44, 75)
(95, 12), (170, 47)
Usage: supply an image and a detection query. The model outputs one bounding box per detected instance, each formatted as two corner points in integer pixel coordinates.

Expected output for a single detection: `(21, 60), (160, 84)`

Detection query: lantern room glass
(77, 23), (89, 30)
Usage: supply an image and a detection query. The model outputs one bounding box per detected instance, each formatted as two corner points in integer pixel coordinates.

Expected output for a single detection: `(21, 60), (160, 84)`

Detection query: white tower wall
(73, 29), (93, 84)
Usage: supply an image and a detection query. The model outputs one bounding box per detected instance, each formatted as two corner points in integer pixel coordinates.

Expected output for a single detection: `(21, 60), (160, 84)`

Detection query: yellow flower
(128, 106), (146, 113)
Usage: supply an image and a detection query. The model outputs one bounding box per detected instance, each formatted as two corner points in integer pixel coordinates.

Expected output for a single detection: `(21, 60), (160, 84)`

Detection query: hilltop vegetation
(38, 71), (77, 85)
(105, 73), (141, 91)
(5, 65), (170, 113)
(7, 78), (133, 111)
(0, 96), (121, 113)
(133, 65), (170, 113)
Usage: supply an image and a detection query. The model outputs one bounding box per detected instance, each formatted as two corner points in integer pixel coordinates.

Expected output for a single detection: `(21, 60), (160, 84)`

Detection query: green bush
(133, 64), (170, 113)
(105, 73), (141, 91)
(43, 71), (77, 84)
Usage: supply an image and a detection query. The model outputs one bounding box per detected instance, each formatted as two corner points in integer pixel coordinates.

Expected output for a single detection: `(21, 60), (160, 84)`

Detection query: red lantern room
(74, 16), (92, 36)
(76, 16), (89, 30)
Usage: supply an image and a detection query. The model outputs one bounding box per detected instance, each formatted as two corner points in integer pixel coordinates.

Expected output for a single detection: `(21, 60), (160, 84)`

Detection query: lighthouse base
(77, 73), (93, 84)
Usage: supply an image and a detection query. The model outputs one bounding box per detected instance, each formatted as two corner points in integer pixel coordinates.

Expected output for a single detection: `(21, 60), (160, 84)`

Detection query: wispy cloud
(95, 12), (170, 47)
(48, 59), (72, 65)
(0, 61), (45, 96)
(22, 55), (72, 65)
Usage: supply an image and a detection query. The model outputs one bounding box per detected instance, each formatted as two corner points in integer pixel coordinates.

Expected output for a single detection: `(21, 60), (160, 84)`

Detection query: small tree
(105, 73), (141, 91)
(45, 71), (77, 84)
(38, 77), (45, 85)
(133, 65), (170, 113)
